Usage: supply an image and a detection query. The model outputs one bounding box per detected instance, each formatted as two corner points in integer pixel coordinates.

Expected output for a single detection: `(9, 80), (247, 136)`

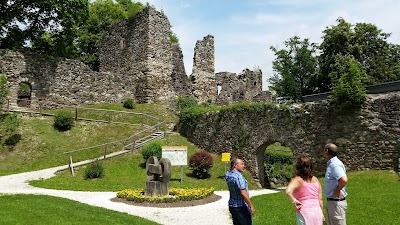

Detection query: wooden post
(39, 100), (42, 116)
(163, 122), (166, 137)
(69, 153), (75, 177)
(104, 145), (107, 159)
(75, 108), (78, 121)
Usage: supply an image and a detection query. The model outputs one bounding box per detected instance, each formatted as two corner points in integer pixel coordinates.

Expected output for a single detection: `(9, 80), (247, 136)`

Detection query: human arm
(240, 189), (255, 215)
(285, 176), (303, 210)
(333, 176), (348, 199)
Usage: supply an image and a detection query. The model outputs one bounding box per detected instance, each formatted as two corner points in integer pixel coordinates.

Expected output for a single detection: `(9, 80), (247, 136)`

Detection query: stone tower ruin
(99, 6), (190, 103)
(190, 35), (217, 103)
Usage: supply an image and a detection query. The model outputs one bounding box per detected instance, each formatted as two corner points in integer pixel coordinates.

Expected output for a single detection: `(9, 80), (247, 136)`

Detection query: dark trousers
(229, 206), (252, 225)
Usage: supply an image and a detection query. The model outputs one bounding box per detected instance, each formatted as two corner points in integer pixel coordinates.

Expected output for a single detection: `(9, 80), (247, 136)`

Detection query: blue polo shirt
(226, 169), (249, 207)
(324, 156), (348, 198)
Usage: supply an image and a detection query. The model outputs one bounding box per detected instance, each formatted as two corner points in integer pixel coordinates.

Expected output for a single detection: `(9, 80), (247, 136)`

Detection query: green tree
(329, 55), (367, 112)
(269, 36), (319, 102)
(319, 18), (400, 90)
(77, 0), (145, 70)
(0, 0), (89, 59)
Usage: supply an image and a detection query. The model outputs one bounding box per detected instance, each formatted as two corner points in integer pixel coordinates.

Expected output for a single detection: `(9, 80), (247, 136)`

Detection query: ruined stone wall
(0, 50), (135, 109)
(190, 35), (216, 103)
(177, 92), (400, 186)
(215, 69), (263, 105)
(1, 6), (273, 108)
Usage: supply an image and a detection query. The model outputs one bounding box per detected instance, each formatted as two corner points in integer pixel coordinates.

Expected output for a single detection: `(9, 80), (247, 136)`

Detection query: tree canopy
(270, 18), (400, 102)
(269, 36), (319, 101)
(0, 0), (145, 70)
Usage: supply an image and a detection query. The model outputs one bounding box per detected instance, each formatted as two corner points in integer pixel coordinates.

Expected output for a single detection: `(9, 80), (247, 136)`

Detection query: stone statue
(145, 156), (172, 196)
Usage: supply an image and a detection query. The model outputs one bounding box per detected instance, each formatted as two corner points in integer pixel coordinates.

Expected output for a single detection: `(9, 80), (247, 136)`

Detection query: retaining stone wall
(177, 92), (400, 187)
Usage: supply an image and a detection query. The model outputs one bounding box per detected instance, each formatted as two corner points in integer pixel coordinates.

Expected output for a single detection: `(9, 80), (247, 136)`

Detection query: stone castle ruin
(0, 6), (265, 109)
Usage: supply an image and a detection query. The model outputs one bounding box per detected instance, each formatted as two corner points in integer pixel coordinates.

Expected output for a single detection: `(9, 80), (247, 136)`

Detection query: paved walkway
(0, 165), (279, 225)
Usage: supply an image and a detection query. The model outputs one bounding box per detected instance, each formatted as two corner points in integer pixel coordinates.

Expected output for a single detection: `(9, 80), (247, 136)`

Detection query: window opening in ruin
(17, 82), (32, 107)
(264, 142), (293, 188)
(217, 85), (222, 95)
(254, 81), (257, 87)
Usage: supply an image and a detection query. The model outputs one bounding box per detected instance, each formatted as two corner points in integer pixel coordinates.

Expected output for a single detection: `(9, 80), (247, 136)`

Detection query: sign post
(221, 152), (231, 176)
(162, 146), (188, 183)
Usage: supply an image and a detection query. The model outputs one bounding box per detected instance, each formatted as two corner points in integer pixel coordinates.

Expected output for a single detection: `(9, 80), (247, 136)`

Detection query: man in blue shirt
(226, 158), (255, 225)
(323, 143), (348, 225)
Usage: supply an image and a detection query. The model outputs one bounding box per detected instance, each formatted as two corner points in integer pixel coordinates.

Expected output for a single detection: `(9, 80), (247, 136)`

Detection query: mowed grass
(31, 134), (260, 191)
(0, 194), (159, 225)
(252, 170), (400, 225)
(0, 116), (141, 175)
(0, 103), (177, 176)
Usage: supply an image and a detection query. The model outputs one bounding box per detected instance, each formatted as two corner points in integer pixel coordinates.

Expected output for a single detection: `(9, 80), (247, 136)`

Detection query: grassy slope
(0, 103), (177, 176)
(31, 134), (260, 191)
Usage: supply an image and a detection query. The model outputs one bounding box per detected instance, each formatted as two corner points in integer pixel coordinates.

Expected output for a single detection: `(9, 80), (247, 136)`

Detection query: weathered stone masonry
(177, 92), (400, 187)
(0, 49), (136, 109)
(1, 6), (263, 108)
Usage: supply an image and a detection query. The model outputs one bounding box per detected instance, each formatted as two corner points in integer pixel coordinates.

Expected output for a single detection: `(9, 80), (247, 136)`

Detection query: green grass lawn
(31, 134), (259, 191)
(0, 194), (159, 225)
(252, 170), (400, 225)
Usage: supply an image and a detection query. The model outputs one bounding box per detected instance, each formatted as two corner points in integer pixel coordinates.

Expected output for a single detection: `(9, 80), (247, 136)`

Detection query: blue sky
(140, 0), (400, 90)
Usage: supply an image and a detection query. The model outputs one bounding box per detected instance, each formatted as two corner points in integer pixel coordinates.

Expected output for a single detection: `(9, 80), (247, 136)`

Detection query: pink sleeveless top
(293, 179), (324, 225)
(293, 180), (320, 202)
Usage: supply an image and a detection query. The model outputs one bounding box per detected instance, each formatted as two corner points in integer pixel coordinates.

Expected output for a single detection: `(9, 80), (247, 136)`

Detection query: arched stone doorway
(256, 141), (293, 188)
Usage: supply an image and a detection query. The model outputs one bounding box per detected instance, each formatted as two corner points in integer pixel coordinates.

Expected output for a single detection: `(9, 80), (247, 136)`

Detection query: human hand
(333, 189), (343, 199)
(250, 206), (255, 216)
(292, 199), (303, 210)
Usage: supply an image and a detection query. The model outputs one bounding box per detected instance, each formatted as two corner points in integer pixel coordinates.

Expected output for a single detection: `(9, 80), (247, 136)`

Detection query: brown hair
(294, 154), (314, 181)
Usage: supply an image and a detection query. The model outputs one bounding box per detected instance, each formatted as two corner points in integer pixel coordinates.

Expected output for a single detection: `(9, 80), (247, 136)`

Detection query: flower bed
(116, 187), (215, 203)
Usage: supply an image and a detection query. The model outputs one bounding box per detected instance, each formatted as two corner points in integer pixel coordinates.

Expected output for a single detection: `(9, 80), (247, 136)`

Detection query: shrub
(176, 96), (198, 112)
(0, 75), (8, 111)
(84, 159), (105, 179)
(264, 150), (294, 187)
(189, 150), (214, 179)
(0, 113), (21, 146)
(169, 32), (179, 43)
(141, 141), (162, 161)
(53, 111), (74, 131)
(123, 98), (136, 109)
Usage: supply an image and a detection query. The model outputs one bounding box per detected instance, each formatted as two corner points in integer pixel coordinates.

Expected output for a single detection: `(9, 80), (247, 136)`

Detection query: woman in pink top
(285, 154), (324, 225)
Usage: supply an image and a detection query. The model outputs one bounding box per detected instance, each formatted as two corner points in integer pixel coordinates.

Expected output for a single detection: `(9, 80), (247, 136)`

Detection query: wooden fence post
(69, 153), (75, 177)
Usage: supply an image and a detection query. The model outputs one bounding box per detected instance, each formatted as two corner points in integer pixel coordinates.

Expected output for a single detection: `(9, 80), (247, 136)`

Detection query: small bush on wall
(189, 150), (214, 179)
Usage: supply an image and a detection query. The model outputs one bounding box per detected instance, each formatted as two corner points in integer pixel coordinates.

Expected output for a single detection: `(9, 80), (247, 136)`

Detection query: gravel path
(0, 165), (279, 225)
